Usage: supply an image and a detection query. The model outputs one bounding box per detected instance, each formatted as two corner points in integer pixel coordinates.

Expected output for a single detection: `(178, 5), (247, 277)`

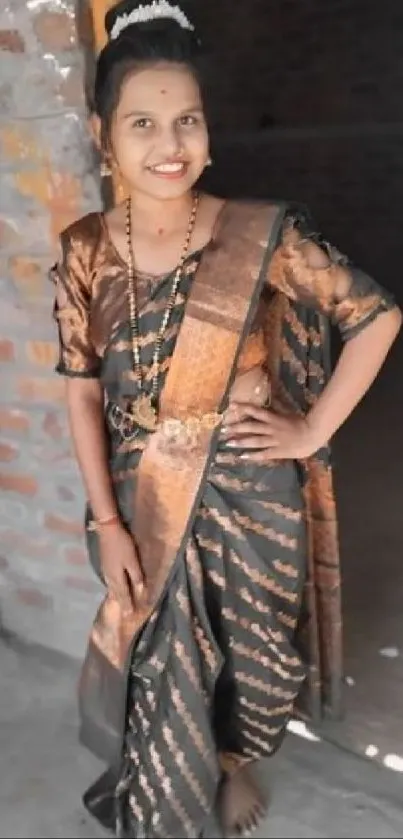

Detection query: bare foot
(218, 764), (268, 837)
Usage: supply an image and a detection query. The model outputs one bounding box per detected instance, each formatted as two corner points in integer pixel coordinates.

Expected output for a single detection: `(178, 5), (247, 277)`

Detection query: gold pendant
(129, 394), (158, 432)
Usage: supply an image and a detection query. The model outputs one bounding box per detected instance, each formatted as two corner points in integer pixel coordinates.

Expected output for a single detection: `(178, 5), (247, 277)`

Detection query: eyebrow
(122, 106), (204, 120)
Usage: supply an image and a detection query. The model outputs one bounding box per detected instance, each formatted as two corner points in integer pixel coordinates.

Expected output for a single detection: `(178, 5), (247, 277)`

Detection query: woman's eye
(133, 118), (152, 129)
(179, 115), (197, 127)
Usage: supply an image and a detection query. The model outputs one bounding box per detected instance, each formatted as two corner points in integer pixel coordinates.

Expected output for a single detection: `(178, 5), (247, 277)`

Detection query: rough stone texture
(0, 0), (102, 658)
(0, 0), (402, 676)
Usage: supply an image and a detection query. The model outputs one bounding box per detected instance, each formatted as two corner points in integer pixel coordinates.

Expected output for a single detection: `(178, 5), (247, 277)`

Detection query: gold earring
(116, 178), (126, 203)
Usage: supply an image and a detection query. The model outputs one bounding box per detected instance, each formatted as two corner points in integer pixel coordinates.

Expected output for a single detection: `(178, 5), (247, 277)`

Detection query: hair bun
(105, 0), (198, 41)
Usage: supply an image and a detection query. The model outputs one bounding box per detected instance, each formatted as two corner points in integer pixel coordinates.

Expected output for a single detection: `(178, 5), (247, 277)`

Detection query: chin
(139, 170), (203, 201)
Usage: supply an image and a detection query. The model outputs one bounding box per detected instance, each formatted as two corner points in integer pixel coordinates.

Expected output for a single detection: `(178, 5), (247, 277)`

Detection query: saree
(52, 199), (395, 838)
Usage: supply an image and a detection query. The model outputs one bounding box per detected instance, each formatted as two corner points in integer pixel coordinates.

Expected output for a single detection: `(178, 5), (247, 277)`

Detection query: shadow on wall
(75, 0), (115, 209)
(74, 0), (96, 105)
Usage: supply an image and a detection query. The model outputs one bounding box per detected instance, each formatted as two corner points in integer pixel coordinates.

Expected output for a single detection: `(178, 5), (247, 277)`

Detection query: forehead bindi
(120, 66), (201, 109)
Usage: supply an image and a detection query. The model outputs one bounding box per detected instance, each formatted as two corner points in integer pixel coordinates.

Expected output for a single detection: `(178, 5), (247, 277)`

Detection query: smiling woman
(48, 1), (403, 837)
(94, 62), (209, 201)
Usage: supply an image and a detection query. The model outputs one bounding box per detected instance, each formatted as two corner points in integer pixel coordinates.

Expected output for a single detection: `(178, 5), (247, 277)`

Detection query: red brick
(0, 443), (18, 462)
(27, 341), (58, 367)
(0, 125), (39, 165)
(0, 410), (29, 433)
(15, 167), (49, 205)
(33, 11), (76, 52)
(0, 339), (15, 362)
(0, 529), (53, 559)
(45, 513), (83, 536)
(48, 174), (82, 244)
(0, 473), (37, 496)
(18, 377), (65, 404)
(0, 30), (25, 53)
(16, 587), (52, 610)
(64, 575), (99, 593)
(64, 546), (87, 566)
(43, 411), (64, 441)
(9, 257), (44, 298)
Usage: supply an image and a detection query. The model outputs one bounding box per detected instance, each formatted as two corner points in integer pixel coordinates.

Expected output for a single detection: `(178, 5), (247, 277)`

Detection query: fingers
(240, 447), (293, 462)
(223, 404), (288, 433)
(100, 527), (146, 612)
(221, 411), (280, 450)
(106, 551), (145, 611)
(228, 435), (278, 450)
(125, 563), (146, 605)
(106, 572), (135, 614)
(223, 403), (271, 426)
(222, 421), (277, 442)
(124, 539), (146, 604)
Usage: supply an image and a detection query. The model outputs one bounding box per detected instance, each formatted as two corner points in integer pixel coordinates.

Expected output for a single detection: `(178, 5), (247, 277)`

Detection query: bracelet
(87, 514), (120, 532)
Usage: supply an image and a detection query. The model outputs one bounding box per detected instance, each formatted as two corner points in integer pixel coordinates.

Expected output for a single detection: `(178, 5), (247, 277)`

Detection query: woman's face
(109, 61), (209, 200)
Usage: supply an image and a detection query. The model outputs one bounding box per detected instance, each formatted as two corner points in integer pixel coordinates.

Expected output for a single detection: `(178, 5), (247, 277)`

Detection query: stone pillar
(0, 0), (102, 656)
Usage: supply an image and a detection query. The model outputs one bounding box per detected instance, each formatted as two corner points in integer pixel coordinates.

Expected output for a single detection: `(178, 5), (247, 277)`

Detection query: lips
(148, 161), (188, 178)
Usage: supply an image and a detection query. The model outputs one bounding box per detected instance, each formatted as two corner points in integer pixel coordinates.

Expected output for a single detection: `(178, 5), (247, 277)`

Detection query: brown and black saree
(52, 199), (394, 838)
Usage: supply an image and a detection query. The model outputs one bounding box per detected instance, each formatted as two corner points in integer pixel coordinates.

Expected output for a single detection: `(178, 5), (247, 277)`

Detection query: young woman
(52, 1), (401, 836)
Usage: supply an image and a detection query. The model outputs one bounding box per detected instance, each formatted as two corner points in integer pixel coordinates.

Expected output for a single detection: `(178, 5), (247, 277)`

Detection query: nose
(157, 125), (182, 159)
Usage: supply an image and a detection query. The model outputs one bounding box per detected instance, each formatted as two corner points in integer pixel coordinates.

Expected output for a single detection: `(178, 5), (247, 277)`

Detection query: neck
(128, 189), (196, 236)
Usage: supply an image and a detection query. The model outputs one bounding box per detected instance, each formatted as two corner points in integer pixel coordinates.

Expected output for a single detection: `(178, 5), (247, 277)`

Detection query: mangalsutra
(123, 192), (199, 433)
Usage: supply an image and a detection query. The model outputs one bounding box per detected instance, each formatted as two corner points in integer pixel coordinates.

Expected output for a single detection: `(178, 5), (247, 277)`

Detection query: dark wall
(198, 0), (403, 300)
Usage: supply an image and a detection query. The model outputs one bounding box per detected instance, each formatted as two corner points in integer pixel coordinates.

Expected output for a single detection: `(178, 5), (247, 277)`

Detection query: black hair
(93, 0), (209, 152)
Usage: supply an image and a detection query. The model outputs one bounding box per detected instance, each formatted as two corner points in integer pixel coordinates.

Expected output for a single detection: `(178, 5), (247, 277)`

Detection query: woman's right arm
(66, 378), (146, 611)
(66, 377), (117, 522)
(52, 222), (145, 610)
(66, 369), (146, 614)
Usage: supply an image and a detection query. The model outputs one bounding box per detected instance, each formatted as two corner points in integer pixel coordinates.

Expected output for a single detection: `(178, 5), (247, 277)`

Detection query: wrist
(304, 412), (329, 451)
(87, 513), (121, 533)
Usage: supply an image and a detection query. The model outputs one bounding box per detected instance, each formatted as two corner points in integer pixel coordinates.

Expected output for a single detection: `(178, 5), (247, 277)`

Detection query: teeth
(152, 163), (185, 173)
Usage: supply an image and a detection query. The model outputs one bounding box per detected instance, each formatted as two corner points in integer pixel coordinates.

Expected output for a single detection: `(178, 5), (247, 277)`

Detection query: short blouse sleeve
(268, 205), (396, 341)
(50, 222), (101, 378)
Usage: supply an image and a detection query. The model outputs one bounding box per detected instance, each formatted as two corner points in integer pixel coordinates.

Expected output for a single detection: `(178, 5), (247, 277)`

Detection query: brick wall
(0, 0), (102, 656)
(0, 0), (402, 658)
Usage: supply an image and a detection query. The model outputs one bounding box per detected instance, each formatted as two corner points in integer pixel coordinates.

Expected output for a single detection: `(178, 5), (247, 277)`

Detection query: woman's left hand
(221, 403), (323, 461)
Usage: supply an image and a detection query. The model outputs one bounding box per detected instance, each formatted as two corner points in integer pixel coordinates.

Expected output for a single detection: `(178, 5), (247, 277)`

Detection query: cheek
(113, 133), (146, 170)
(185, 128), (209, 162)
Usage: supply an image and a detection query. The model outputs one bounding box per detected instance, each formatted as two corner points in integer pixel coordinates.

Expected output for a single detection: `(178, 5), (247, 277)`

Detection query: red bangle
(87, 514), (120, 532)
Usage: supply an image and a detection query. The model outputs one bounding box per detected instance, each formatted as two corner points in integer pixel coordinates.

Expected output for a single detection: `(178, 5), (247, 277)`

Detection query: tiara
(110, 1), (195, 40)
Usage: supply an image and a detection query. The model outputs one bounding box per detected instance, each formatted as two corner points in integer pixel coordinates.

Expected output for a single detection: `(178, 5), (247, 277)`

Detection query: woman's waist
(210, 444), (305, 494)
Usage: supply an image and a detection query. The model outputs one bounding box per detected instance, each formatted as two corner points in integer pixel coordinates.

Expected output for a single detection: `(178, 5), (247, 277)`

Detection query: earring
(100, 159), (112, 178)
(115, 177), (126, 203)
(206, 156), (213, 167)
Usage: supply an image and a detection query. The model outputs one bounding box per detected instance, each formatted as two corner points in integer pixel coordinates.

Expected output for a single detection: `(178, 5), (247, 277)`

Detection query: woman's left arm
(304, 304), (401, 448)
(223, 212), (401, 459)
